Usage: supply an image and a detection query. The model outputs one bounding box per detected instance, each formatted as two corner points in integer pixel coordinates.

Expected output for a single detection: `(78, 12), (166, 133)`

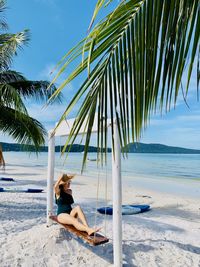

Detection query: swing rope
(104, 162), (108, 237)
(59, 136), (67, 175)
(93, 161), (108, 239)
(93, 164), (101, 238)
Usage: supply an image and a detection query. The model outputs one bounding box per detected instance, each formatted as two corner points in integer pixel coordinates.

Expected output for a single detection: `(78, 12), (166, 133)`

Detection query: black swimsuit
(56, 191), (74, 215)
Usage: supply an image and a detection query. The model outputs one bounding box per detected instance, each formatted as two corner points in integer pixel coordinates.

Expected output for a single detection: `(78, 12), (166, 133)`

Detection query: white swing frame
(47, 116), (123, 267)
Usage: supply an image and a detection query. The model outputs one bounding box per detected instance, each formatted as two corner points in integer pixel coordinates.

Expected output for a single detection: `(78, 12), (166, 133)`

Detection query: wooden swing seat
(50, 215), (109, 246)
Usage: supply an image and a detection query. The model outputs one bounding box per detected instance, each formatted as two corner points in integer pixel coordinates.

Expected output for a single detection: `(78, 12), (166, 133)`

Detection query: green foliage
(51, 0), (199, 169)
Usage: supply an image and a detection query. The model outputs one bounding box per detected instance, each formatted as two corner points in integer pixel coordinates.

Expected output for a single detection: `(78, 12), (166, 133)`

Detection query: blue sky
(2, 0), (200, 149)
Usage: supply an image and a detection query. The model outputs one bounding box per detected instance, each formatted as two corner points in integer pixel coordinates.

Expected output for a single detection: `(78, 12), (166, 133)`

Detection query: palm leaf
(0, 30), (30, 70)
(0, 70), (26, 83)
(51, 0), (199, 168)
(0, 0), (8, 30)
(0, 106), (46, 149)
(0, 70), (61, 103)
(0, 83), (28, 113)
(8, 80), (61, 103)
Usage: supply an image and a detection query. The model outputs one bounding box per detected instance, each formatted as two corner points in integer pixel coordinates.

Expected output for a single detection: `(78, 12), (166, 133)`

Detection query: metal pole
(47, 130), (55, 225)
(112, 120), (122, 267)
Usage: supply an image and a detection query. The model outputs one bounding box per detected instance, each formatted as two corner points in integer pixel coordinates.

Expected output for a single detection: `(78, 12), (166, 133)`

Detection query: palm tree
(0, 144), (5, 168)
(50, 0), (199, 166)
(0, 69), (59, 148)
(0, 0), (61, 167)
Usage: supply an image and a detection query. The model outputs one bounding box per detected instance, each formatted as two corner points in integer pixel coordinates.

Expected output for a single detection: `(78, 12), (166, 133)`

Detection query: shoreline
(77, 171), (200, 201)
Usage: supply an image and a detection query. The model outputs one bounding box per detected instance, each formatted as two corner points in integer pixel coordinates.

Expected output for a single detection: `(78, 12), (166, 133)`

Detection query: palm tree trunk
(0, 144), (5, 169)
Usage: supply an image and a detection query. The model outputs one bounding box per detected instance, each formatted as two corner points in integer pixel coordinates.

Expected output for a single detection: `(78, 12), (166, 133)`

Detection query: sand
(0, 163), (200, 267)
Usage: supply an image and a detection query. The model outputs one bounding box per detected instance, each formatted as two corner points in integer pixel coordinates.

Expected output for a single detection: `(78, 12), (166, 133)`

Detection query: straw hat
(59, 173), (75, 185)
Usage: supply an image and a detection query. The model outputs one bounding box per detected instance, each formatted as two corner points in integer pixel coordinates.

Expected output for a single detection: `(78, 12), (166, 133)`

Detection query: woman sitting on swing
(54, 173), (100, 236)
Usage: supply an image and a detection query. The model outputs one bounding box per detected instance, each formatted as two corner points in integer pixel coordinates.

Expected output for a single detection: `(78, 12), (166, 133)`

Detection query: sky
(1, 0), (200, 149)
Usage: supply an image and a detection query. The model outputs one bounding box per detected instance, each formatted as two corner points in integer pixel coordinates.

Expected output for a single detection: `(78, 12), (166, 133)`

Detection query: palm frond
(8, 80), (61, 103)
(88, 0), (115, 30)
(52, 0), (199, 168)
(0, 70), (26, 83)
(0, 83), (28, 113)
(0, 0), (8, 30)
(0, 106), (46, 150)
(0, 30), (30, 70)
(0, 70), (61, 103)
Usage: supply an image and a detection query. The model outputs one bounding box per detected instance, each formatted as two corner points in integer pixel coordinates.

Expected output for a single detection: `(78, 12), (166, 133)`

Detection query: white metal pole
(47, 130), (55, 225)
(112, 120), (122, 267)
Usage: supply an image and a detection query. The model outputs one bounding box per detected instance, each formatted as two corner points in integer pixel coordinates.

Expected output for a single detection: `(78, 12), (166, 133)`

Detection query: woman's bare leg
(57, 213), (99, 235)
(70, 206), (89, 227)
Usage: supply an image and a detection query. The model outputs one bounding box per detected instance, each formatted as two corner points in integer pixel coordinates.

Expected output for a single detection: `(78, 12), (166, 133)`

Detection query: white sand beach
(0, 159), (200, 267)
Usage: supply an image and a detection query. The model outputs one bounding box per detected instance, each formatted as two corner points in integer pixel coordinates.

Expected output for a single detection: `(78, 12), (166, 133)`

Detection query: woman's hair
(59, 183), (64, 191)
(59, 174), (74, 192)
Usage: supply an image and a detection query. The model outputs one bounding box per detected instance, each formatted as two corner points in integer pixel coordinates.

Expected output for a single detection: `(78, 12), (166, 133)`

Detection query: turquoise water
(2, 152), (200, 198)
(2, 152), (200, 180)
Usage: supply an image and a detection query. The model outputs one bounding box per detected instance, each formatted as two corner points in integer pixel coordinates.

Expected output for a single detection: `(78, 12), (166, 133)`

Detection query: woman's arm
(54, 175), (63, 195)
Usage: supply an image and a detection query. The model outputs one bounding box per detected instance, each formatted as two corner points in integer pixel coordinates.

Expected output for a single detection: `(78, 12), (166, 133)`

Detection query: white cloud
(27, 103), (65, 123)
(25, 98), (81, 131)
(175, 114), (200, 123)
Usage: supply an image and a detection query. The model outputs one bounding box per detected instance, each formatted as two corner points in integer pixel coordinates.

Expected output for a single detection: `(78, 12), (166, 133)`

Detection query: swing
(49, 215), (108, 246)
(50, 137), (109, 246)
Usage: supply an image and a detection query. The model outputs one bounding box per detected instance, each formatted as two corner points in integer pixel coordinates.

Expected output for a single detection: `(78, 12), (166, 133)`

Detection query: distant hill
(125, 142), (200, 154)
(1, 142), (200, 154)
(0, 142), (111, 153)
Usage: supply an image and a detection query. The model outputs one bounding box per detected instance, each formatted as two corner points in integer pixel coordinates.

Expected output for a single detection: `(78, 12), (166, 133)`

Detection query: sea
(2, 152), (200, 198)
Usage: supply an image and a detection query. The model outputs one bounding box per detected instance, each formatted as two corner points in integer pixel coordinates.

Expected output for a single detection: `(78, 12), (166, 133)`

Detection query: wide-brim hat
(59, 174), (75, 185)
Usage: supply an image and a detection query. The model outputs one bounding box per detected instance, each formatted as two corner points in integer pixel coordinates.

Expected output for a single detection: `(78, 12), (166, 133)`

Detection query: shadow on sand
(145, 204), (200, 223)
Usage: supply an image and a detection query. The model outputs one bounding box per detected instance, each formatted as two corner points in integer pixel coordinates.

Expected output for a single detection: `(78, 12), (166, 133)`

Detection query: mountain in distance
(125, 142), (200, 154)
(0, 142), (111, 153)
(1, 142), (200, 154)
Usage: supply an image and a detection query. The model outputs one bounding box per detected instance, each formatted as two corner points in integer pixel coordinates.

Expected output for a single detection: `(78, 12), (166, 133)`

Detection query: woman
(54, 173), (100, 236)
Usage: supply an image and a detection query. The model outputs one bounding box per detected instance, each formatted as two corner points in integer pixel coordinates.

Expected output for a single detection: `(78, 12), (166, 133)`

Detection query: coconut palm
(50, 0), (199, 166)
(0, 68), (60, 146)
(0, 144), (5, 168)
(0, 0), (60, 166)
